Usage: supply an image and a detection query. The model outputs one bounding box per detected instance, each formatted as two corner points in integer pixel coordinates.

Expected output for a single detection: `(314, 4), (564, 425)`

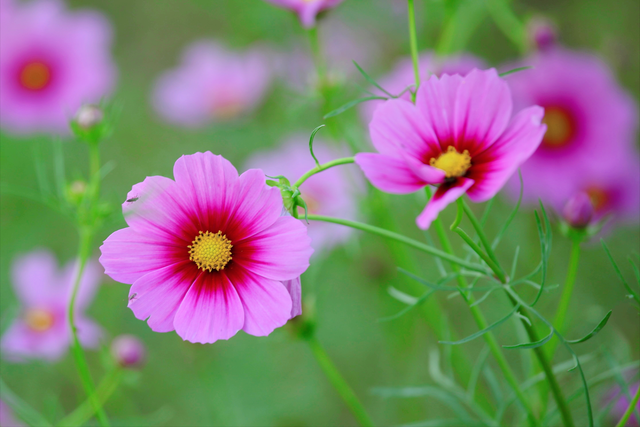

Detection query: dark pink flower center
(188, 230), (233, 272)
(24, 308), (55, 332)
(18, 60), (53, 91)
(541, 106), (576, 149)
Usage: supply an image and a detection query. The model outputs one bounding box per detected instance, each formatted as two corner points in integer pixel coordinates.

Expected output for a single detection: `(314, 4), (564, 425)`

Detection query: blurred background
(1, 0), (639, 425)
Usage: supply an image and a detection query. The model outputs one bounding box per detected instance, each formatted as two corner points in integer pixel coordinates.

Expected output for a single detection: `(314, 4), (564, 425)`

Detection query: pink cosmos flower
(355, 68), (546, 230)
(245, 136), (361, 252)
(0, 399), (24, 427)
(360, 52), (484, 124)
(262, 0), (345, 28)
(0, 0), (116, 135)
(99, 152), (313, 344)
(152, 41), (271, 128)
(1, 250), (103, 362)
(504, 48), (639, 211)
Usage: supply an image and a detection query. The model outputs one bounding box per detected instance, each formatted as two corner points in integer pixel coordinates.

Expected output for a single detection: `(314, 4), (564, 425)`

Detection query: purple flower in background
(526, 17), (557, 51)
(1, 250), (103, 362)
(0, 399), (24, 427)
(505, 48), (639, 213)
(562, 192), (594, 229)
(245, 136), (362, 253)
(360, 52), (484, 124)
(152, 41), (271, 128)
(111, 335), (146, 369)
(0, 0), (116, 135)
(356, 69), (546, 230)
(262, 0), (345, 28)
(609, 383), (640, 427)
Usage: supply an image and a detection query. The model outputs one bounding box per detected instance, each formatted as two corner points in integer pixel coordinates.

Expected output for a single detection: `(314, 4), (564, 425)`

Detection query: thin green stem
(462, 201), (505, 280)
(616, 385), (640, 427)
(486, 0), (527, 54)
(305, 335), (374, 427)
(57, 368), (123, 427)
(307, 26), (326, 85)
(306, 214), (491, 274)
(454, 227), (506, 283)
(293, 157), (354, 189)
(407, 0), (420, 102)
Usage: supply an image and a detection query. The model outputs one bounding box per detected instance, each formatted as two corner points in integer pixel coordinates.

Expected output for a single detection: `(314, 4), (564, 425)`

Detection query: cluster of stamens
(188, 231), (233, 272)
(24, 308), (54, 332)
(430, 146), (472, 178)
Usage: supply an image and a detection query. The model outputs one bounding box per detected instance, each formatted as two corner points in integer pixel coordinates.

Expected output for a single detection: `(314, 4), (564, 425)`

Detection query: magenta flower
(1, 250), (103, 362)
(355, 68), (546, 230)
(0, 399), (24, 427)
(152, 41), (271, 128)
(245, 136), (361, 252)
(262, 0), (345, 28)
(99, 152), (313, 344)
(505, 48), (639, 210)
(360, 52), (484, 124)
(0, 0), (116, 135)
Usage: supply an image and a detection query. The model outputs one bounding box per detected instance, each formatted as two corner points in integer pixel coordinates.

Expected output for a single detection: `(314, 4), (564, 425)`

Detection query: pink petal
(173, 272), (244, 344)
(59, 259), (103, 310)
(282, 276), (302, 318)
(226, 266), (292, 336)
(75, 316), (103, 348)
(369, 97), (439, 159)
(416, 73), (464, 145)
(233, 216), (313, 281)
(416, 178), (475, 229)
(468, 106), (546, 202)
(10, 250), (59, 306)
(172, 152), (239, 233)
(401, 153), (447, 184)
(224, 169), (283, 241)
(100, 227), (185, 284)
(355, 153), (427, 193)
(452, 68), (512, 151)
(128, 262), (198, 333)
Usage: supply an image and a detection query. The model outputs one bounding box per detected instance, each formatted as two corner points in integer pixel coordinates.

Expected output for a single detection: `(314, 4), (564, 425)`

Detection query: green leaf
(499, 66), (533, 77)
(353, 60), (394, 97)
(492, 170), (522, 249)
(503, 327), (553, 349)
(0, 378), (53, 427)
(566, 311), (612, 344)
(602, 240), (640, 305)
(440, 304), (520, 345)
(628, 256), (640, 285)
(378, 289), (436, 322)
(398, 268), (501, 292)
(308, 124), (325, 167)
(323, 96), (387, 119)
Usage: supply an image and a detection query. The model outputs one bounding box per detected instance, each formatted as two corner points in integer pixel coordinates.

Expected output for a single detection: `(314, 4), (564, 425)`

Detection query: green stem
(293, 157), (354, 189)
(407, 0), (421, 102)
(462, 202), (505, 280)
(486, 0), (527, 54)
(553, 240), (581, 337)
(306, 214), (490, 275)
(305, 335), (374, 427)
(307, 26), (326, 86)
(616, 385), (640, 427)
(57, 368), (123, 427)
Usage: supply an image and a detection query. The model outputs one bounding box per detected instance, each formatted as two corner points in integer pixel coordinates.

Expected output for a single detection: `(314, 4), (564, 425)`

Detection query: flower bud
(65, 180), (87, 205)
(527, 17), (557, 51)
(74, 104), (104, 129)
(111, 335), (146, 369)
(563, 192), (594, 229)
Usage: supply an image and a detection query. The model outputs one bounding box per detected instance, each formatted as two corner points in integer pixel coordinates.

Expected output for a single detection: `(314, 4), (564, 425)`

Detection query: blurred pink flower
(111, 334), (146, 369)
(245, 136), (362, 253)
(360, 52), (484, 124)
(262, 0), (345, 28)
(609, 383), (640, 427)
(0, 399), (24, 427)
(1, 250), (103, 362)
(100, 152), (313, 344)
(526, 17), (557, 51)
(152, 41), (271, 128)
(0, 0), (116, 135)
(356, 69), (546, 229)
(505, 48), (639, 215)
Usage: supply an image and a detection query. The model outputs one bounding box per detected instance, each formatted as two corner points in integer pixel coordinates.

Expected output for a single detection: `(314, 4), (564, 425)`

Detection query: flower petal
(226, 266), (292, 336)
(416, 73), (464, 145)
(173, 272), (244, 344)
(233, 216), (312, 281)
(128, 262), (198, 333)
(282, 276), (302, 318)
(416, 178), (475, 229)
(11, 250), (59, 306)
(355, 153), (427, 193)
(467, 106), (546, 202)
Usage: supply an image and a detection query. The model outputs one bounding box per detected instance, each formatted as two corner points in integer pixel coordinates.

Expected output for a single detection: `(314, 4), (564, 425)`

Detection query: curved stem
(616, 385), (640, 427)
(293, 157), (354, 189)
(407, 0), (421, 102)
(305, 334), (374, 427)
(306, 214), (491, 275)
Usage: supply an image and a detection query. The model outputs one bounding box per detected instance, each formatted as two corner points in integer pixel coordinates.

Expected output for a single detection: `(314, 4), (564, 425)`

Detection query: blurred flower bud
(527, 17), (557, 51)
(65, 180), (87, 205)
(74, 104), (104, 129)
(563, 192), (594, 229)
(111, 335), (146, 369)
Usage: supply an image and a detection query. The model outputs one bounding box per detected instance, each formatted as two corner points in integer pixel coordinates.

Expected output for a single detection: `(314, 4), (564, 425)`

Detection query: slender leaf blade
(440, 304), (520, 345)
(566, 311), (612, 344)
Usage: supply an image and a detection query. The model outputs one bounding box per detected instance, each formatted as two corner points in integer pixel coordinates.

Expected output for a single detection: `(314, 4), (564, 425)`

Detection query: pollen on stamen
(188, 230), (233, 272)
(430, 146), (472, 178)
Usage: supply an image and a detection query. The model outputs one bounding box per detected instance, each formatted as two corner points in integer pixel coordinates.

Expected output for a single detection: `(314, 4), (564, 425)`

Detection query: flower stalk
(615, 385), (640, 427)
(406, 0), (420, 102)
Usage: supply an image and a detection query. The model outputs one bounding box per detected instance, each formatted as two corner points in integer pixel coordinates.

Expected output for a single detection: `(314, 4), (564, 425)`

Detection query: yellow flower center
(188, 231), (233, 272)
(19, 61), (51, 91)
(430, 146), (472, 178)
(24, 308), (55, 332)
(542, 107), (574, 147)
